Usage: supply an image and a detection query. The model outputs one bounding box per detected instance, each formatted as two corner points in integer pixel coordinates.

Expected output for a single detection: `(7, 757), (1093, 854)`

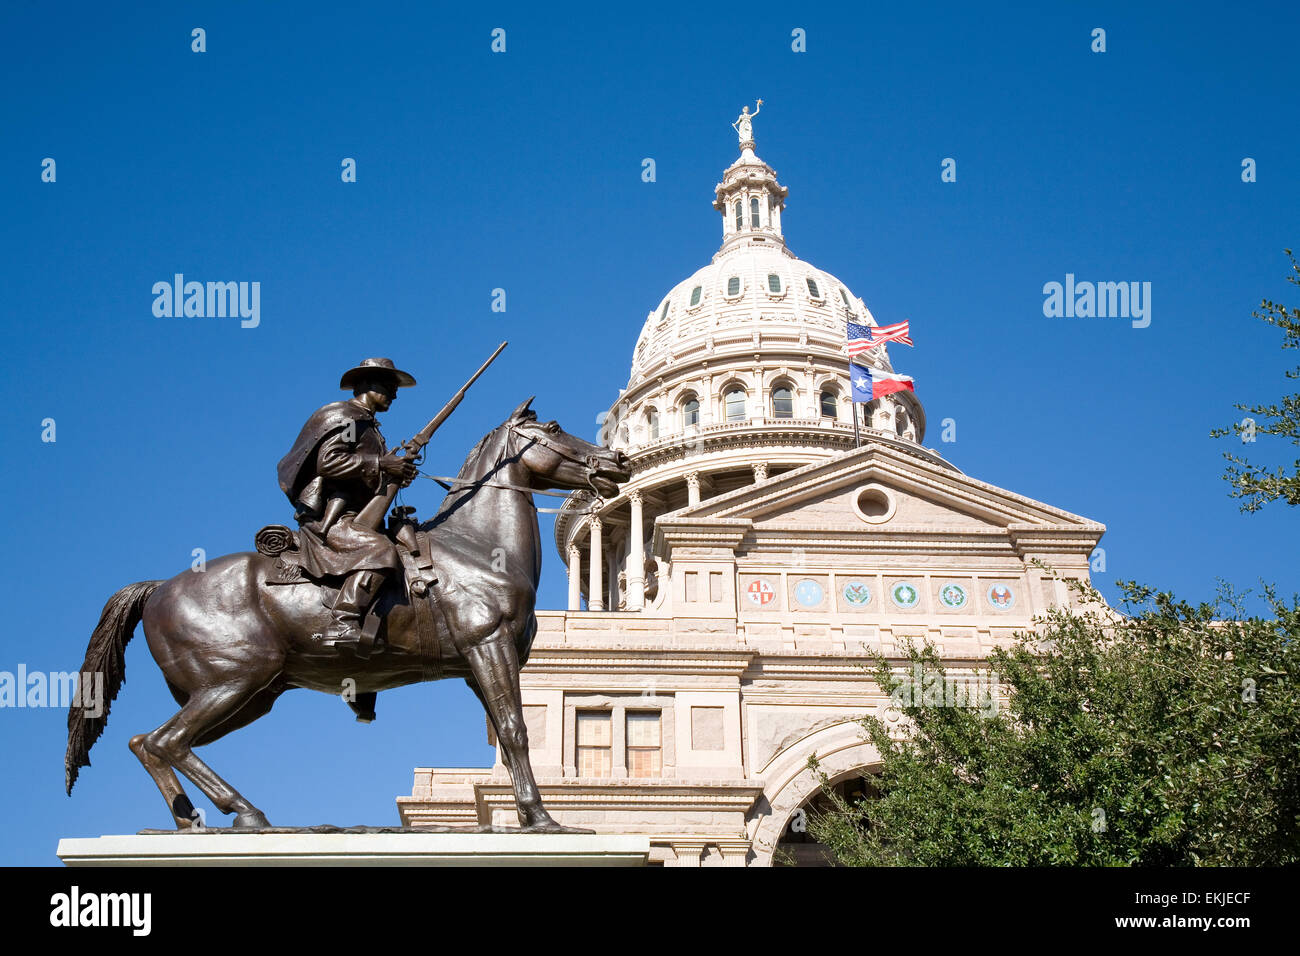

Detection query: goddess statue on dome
(732, 99), (763, 146)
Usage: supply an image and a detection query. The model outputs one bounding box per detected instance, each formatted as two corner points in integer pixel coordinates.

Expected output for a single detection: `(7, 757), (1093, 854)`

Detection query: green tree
(806, 577), (1299, 866)
(1211, 248), (1300, 512)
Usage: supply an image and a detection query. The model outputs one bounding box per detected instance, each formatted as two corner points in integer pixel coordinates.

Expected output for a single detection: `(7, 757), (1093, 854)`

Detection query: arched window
(806, 277), (821, 298)
(840, 288), (850, 305)
(895, 408), (909, 437)
(646, 408), (659, 441)
(689, 285), (702, 307)
(727, 276), (741, 296)
(750, 197), (761, 227)
(682, 396), (700, 427)
(767, 273), (782, 293)
(724, 388), (747, 422)
(658, 299), (670, 323)
(734, 201), (743, 231)
(771, 386), (794, 419)
(820, 390), (838, 418)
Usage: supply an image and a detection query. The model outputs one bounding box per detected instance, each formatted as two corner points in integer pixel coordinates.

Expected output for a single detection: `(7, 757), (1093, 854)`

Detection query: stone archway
(775, 766), (879, 866)
(748, 721), (882, 867)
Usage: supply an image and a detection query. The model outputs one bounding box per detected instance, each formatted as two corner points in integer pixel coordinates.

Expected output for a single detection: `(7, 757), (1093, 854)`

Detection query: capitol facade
(396, 113), (1105, 866)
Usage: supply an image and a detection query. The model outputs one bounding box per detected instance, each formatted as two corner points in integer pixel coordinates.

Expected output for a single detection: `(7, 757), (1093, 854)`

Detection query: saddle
(253, 506), (442, 661)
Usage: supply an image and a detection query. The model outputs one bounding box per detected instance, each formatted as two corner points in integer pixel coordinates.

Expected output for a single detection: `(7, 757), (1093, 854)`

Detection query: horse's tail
(65, 580), (164, 795)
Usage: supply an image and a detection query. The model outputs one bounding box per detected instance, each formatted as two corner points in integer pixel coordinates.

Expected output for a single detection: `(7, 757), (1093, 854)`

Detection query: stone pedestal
(56, 832), (650, 867)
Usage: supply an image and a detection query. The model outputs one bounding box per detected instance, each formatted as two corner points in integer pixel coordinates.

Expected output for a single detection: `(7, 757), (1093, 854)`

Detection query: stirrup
(317, 617), (363, 648)
(314, 610), (381, 659)
(354, 608), (382, 660)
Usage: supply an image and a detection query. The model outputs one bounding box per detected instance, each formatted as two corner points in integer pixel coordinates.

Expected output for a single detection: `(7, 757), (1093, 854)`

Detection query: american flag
(847, 319), (913, 356)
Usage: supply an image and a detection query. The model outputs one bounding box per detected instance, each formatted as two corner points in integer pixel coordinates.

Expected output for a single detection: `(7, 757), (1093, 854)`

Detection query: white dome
(556, 130), (933, 604)
(628, 241), (886, 391)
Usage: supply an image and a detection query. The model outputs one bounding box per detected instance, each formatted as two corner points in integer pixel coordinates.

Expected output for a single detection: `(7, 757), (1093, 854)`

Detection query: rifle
(353, 341), (507, 531)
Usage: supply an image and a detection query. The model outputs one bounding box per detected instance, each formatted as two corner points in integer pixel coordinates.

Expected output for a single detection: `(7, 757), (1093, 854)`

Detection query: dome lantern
(713, 100), (789, 254)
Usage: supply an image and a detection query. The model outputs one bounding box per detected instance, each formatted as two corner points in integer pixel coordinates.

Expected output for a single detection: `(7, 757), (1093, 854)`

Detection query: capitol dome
(556, 119), (939, 612)
(630, 246), (882, 389)
(408, 111), (1108, 863)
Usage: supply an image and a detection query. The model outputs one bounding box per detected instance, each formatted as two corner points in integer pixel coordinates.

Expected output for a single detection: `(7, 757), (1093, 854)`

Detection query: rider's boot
(322, 570), (382, 648)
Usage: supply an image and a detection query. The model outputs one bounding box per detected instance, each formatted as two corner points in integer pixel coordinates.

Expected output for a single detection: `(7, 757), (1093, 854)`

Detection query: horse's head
(505, 397), (631, 498)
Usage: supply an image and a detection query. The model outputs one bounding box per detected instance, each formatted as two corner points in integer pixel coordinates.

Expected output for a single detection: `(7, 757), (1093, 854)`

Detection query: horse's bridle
(417, 419), (608, 513)
(503, 418), (613, 501)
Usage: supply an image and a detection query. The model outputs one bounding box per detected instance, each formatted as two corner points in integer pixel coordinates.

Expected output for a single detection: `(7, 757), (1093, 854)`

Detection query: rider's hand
(380, 453), (418, 485)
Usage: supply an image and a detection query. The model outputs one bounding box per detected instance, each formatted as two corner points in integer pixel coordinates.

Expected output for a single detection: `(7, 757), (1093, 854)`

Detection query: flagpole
(850, 355), (862, 448)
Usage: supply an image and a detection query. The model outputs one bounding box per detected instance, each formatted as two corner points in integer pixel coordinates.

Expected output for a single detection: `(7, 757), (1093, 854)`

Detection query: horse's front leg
(465, 634), (589, 834)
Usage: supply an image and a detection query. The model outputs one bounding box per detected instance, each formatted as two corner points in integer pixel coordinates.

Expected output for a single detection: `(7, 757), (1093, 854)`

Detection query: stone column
(567, 544), (581, 611)
(626, 491), (645, 611)
(715, 842), (751, 867)
(671, 842), (705, 868)
(752, 462), (768, 483)
(686, 471), (701, 507)
(587, 517), (604, 611)
(608, 548), (620, 611)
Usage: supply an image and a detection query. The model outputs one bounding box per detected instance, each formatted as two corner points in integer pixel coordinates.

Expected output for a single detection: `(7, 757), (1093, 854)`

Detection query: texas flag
(851, 364), (915, 403)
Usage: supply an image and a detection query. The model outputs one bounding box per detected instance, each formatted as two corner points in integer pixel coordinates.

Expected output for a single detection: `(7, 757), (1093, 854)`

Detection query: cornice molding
(522, 642), (755, 678)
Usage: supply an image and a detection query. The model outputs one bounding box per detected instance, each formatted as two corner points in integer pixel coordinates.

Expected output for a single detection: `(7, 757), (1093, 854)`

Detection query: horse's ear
(510, 396), (536, 421)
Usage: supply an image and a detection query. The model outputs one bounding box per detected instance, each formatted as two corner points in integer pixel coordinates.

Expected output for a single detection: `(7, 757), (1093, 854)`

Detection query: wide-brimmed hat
(339, 357), (417, 390)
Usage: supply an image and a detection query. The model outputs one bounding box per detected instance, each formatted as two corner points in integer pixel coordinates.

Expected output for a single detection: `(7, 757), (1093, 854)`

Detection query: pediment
(677, 441), (1103, 538)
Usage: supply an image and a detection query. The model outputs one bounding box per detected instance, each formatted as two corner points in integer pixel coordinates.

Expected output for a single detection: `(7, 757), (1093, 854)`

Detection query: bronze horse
(65, 398), (629, 830)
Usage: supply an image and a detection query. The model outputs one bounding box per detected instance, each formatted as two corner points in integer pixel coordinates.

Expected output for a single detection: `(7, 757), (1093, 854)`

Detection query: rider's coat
(276, 398), (402, 579)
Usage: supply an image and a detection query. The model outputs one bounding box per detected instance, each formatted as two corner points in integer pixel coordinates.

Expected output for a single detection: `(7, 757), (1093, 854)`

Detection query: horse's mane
(422, 420), (512, 529)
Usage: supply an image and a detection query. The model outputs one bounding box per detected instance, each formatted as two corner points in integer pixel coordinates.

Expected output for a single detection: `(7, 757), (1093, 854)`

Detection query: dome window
(840, 288), (850, 305)
(734, 201), (743, 231)
(724, 388), (747, 422)
(750, 197), (761, 227)
(689, 285), (702, 307)
(806, 278), (821, 299)
(682, 397), (700, 427)
(658, 298), (670, 323)
(727, 276), (741, 296)
(647, 408), (660, 441)
(767, 273), (782, 293)
(820, 390), (838, 418)
(772, 386), (794, 419)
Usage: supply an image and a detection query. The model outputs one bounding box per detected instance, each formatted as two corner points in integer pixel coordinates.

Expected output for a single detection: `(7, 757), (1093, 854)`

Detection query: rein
(416, 420), (602, 515)
(416, 473), (586, 514)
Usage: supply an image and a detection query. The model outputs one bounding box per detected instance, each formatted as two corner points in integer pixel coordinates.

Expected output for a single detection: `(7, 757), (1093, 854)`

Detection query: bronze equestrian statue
(64, 351), (631, 832)
(278, 357), (420, 652)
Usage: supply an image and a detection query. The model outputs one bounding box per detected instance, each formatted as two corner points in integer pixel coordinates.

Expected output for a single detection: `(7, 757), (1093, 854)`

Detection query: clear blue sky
(2, 1), (1297, 865)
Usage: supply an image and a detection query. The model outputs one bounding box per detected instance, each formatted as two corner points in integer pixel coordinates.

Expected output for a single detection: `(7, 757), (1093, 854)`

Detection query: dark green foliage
(807, 578), (1299, 866)
(1211, 248), (1300, 511)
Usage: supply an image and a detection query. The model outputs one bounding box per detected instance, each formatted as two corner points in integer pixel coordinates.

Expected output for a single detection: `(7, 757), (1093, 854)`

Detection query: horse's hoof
(522, 821), (594, 835)
(232, 810), (271, 828)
